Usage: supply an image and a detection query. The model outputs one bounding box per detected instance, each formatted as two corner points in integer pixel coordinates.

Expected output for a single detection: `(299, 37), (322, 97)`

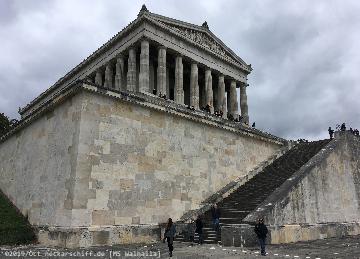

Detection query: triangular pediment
(146, 13), (251, 72)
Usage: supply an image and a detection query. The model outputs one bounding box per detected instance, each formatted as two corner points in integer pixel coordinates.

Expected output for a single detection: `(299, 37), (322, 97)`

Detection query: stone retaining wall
(37, 225), (160, 248)
(245, 132), (360, 226)
(73, 89), (282, 226)
(221, 222), (360, 247)
(0, 84), (284, 246)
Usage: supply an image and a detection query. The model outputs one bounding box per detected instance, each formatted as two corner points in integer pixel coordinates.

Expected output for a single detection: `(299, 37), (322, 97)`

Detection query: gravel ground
(0, 235), (359, 259)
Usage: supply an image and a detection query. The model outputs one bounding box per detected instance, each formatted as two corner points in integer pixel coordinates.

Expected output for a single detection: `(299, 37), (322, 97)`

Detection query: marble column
(227, 88), (231, 118)
(95, 69), (102, 86)
(201, 83), (206, 109)
(166, 67), (170, 99)
(150, 61), (155, 94)
(157, 46), (167, 96)
(222, 95), (227, 119)
(217, 74), (226, 118)
(174, 56), (184, 104)
(114, 56), (125, 91)
(240, 83), (249, 124)
(190, 63), (199, 109)
(229, 80), (239, 119)
(139, 40), (150, 93)
(213, 83), (218, 113)
(205, 69), (214, 113)
(127, 47), (137, 92)
(103, 63), (113, 88)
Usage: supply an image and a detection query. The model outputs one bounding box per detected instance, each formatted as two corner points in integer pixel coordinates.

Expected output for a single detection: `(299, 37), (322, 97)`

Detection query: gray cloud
(0, 0), (359, 140)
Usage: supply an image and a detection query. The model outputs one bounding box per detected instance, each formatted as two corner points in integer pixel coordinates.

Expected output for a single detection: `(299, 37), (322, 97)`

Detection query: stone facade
(245, 132), (360, 226)
(37, 225), (161, 248)
(222, 222), (360, 247)
(266, 133), (360, 225)
(222, 131), (360, 246)
(73, 89), (280, 226)
(0, 95), (81, 227)
(0, 83), (283, 246)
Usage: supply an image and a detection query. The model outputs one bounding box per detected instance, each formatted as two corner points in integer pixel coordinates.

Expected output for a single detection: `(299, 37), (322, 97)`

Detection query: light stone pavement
(0, 235), (359, 259)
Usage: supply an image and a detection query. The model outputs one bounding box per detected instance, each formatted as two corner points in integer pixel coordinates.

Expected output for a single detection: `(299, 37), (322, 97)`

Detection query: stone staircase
(176, 139), (331, 244)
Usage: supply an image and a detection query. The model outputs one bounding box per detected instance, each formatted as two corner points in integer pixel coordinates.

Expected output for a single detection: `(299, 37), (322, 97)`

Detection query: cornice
(2, 81), (286, 146)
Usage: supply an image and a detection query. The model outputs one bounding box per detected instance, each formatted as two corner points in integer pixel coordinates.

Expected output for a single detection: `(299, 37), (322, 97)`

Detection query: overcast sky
(0, 0), (359, 140)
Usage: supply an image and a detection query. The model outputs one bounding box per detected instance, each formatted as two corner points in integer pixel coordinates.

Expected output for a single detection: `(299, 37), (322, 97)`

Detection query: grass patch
(0, 190), (36, 245)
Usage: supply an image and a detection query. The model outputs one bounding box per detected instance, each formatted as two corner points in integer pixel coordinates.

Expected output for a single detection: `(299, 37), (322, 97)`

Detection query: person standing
(254, 218), (268, 256)
(195, 215), (204, 244)
(341, 123), (346, 131)
(328, 127), (334, 139)
(211, 203), (221, 233)
(164, 218), (176, 257)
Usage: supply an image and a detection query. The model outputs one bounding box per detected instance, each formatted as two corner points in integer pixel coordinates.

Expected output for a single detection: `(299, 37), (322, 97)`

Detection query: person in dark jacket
(164, 218), (176, 257)
(211, 203), (221, 233)
(195, 215), (204, 244)
(254, 218), (268, 256)
(328, 127), (334, 139)
(341, 123), (346, 131)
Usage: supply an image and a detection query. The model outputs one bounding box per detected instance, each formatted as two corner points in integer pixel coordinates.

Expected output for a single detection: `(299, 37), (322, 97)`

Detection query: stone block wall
(72, 90), (281, 226)
(0, 95), (82, 227)
(263, 133), (360, 226)
(0, 88), (282, 234)
(233, 132), (360, 245)
(222, 222), (360, 247)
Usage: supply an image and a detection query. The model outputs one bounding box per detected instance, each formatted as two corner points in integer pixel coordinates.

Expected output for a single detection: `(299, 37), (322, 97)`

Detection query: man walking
(195, 215), (204, 244)
(254, 218), (268, 256)
(211, 203), (221, 233)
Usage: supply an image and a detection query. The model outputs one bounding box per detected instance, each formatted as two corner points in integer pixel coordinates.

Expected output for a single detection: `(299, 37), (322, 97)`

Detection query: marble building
(0, 5), (286, 247)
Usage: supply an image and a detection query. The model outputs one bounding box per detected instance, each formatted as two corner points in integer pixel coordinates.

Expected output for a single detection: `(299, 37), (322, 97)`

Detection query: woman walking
(164, 218), (176, 257)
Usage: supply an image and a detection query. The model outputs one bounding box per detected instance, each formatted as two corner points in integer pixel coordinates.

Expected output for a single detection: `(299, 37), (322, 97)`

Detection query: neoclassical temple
(20, 5), (250, 124)
(0, 5), (289, 247)
(1, 5), (359, 249)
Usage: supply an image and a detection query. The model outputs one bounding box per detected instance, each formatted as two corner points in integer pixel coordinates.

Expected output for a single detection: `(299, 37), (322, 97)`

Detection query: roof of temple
(143, 7), (251, 71)
(19, 4), (251, 116)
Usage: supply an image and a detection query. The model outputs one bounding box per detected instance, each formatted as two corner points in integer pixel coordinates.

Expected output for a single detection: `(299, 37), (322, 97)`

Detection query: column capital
(218, 74), (225, 80)
(157, 45), (167, 50)
(239, 81), (247, 88)
(115, 53), (124, 59)
(140, 39), (149, 46)
(128, 45), (136, 50)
